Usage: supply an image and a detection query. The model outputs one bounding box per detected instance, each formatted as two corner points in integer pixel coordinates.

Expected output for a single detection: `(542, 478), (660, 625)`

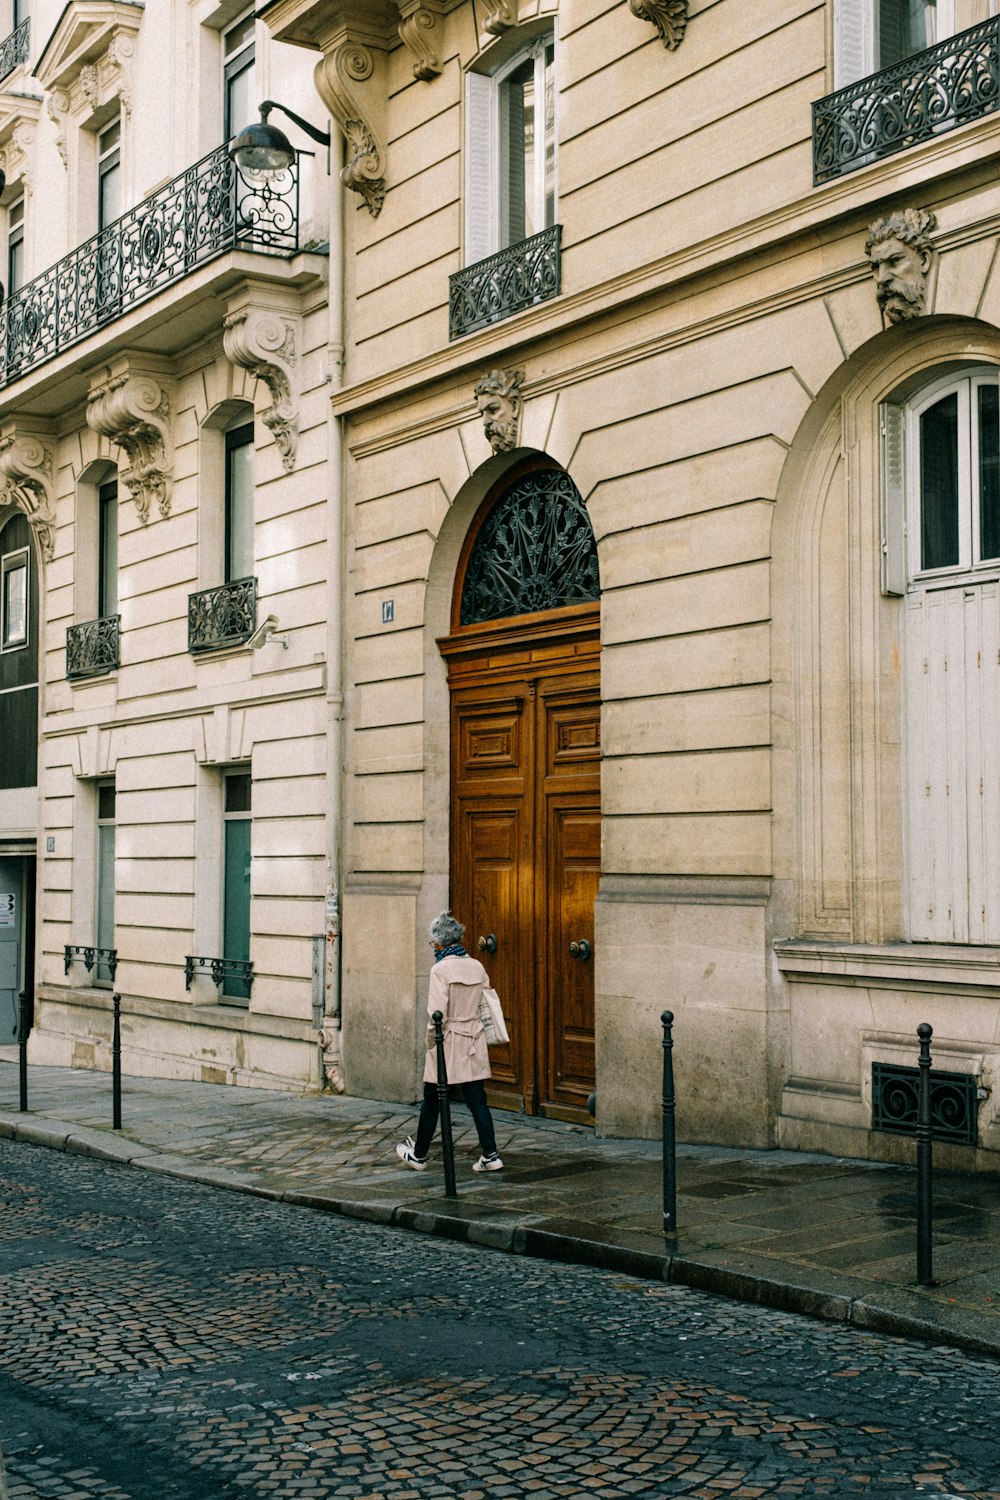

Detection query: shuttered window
(834, 0), (954, 85)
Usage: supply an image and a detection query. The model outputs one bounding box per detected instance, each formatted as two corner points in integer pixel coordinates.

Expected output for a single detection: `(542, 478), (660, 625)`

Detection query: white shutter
(834, 0), (873, 87)
(465, 70), (497, 267)
(880, 403), (906, 596)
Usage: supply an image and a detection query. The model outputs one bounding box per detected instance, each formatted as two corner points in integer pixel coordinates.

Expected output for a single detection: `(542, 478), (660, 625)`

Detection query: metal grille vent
(871, 1061), (977, 1145)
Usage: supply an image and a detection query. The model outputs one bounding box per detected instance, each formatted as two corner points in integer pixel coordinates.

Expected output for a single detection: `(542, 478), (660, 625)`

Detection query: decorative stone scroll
(0, 427), (56, 561)
(86, 362), (174, 523)
(398, 0), (448, 79)
(474, 368), (524, 453)
(628, 0), (689, 49)
(223, 304), (299, 471)
(482, 0), (517, 35)
(314, 42), (387, 216)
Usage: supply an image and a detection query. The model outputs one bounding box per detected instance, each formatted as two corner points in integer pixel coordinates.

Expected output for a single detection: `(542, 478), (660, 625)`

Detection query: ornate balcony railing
(449, 225), (562, 339)
(66, 615), (120, 679)
(1, 142), (299, 388)
(813, 18), (1000, 183)
(185, 955), (254, 998)
(64, 945), (118, 985)
(188, 576), (256, 653)
(0, 17), (29, 80)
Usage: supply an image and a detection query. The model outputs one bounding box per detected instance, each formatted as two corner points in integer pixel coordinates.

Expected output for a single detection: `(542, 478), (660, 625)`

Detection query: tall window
(465, 31), (556, 265)
(97, 117), (121, 232)
(1, 544), (27, 649)
(886, 368), (1000, 944)
(7, 195), (23, 296)
(225, 421), (254, 582)
(223, 11), (255, 141)
(98, 478), (118, 618)
(12, 1), (28, 27)
(835, 0), (953, 85)
(95, 781), (115, 984)
(222, 770), (251, 1002)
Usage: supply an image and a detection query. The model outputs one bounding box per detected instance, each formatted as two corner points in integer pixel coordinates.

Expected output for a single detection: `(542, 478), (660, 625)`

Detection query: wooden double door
(448, 647), (600, 1120)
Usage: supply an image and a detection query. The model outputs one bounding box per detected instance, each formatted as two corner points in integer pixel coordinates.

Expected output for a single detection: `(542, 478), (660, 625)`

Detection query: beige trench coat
(423, 953), (492, 1085)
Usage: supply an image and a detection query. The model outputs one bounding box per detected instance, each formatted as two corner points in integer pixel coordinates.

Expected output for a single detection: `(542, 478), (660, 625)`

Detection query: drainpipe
(319, 138), (346, 1093)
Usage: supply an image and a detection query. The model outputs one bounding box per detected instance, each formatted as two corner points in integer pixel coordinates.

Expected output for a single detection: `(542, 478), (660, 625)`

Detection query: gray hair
(429, 911), (465, 947)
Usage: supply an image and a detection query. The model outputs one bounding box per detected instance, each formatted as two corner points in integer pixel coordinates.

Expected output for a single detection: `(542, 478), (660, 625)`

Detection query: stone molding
(314, 40), (388, 216)
(481, 0), (517, 35)
(628, 0), (688, 49)
(0, 423), (56, 561)
(0, 93), (42, 190)
(86, 359), (174, 523)
(397, 0), (448, 79)
(36, 3), (142, 130)
(222, 293), (300, 471)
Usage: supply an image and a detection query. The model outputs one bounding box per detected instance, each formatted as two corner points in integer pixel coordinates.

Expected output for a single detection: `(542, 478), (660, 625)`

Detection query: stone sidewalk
(2, 1054), (999, 1360)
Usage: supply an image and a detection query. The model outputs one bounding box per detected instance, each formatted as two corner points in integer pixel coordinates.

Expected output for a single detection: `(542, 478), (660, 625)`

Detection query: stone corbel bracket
(314, 42), (388, 217)
(398, 0), (448, 79)
(482, 0), (517, 36)
(628, 0), (688, 49)
(0, 425), (56, 561)
(223, 304), (300, 472)
(86, 363), (174, 524)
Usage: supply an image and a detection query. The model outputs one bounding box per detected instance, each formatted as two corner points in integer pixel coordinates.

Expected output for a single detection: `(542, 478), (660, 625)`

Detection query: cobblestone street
(1, 1137), (999, 1499)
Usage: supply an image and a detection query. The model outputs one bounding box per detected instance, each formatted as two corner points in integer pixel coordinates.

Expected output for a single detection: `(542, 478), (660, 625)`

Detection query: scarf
(434, 944), (467, 962)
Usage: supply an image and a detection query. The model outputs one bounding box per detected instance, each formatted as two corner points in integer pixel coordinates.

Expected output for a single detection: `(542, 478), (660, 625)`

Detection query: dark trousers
(414, 1080), (498, 1158)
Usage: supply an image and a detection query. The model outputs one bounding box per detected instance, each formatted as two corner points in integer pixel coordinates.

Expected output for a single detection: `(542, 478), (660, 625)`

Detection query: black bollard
(112, 992), (122, 1130)
(432, 1010), (457, 1199)
(916, 1021), (934, 1286)
(17, 989), (28, 1113)
(661, 1010), (677, 1237)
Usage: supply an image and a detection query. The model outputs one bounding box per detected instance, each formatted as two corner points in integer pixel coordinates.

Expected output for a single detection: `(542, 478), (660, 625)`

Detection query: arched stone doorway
(439, 455), (601, 1120)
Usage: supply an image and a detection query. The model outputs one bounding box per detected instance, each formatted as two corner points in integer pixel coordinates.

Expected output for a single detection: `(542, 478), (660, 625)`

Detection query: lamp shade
(229, 117), (295, 178)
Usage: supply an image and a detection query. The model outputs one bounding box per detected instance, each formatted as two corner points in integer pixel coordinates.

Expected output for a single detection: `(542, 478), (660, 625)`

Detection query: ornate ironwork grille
(460, 469), (600, 625)
(185, 955), (254, 996)
(813, 18), (1000, 184)
(0, 17), (29, 80)
(188, 577), (257, 653)
(66, 615), (120, 679)
(871, 1061), (978, 1146)
(1, 144), (299, 388)
(449, 225), (562, 340)
(64, 945), (118, 984)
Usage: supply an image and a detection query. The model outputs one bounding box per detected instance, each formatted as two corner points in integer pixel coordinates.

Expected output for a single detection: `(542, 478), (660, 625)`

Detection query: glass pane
(920, 392), (959, 570)
(97, 783), (116, 821)
(543, 43), (555, 230)
(99, 482), (118, 617)
(225, 772), (252, 814)
(226, 57), (256, 140)
(224, 13), (255, 58)
(226, 429), (254, 581)
(96, 822), (115, 983)
(2, 557), (26, 646)
(98, 119), (121, 155)
(99, 159), (121, 231)
(223, 816), (251, 1000)
(978, 385), (1000, 561)
(878, 0), (935, 67)
(8, 236), (22, 296)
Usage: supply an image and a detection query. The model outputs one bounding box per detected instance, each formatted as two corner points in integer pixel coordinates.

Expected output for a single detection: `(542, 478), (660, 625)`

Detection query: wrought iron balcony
(185, 955), (254, 998)
(188, 576), (256, 653)
(1, 142), (299, 388)
(66, 615), (120, 679)
(813, 18), (1000, 184)
(64, 945), (118, 984)
(0, 17), (29, 79)
(449, 225), (562, 339)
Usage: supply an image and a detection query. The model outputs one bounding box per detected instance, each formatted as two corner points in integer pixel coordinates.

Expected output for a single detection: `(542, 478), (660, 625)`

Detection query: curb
(3, 1113), (998, 1363)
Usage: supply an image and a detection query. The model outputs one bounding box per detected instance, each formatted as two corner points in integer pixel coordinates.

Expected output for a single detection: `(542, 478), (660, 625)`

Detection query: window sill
(775, 939), (1000, 991)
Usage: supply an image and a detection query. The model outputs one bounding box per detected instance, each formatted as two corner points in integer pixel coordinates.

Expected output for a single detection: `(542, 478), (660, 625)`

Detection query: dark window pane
(99, 480), (118, 617)
(97, 783), (116, 821)
(225, 772), (251, 814)
(978, 385), (1000, 561)
(920, 391), (959, 570)
(878, 0), (934, 68)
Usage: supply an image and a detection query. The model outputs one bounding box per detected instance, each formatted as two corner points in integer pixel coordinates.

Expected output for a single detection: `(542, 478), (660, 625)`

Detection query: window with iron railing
(0, 13), (29, 81)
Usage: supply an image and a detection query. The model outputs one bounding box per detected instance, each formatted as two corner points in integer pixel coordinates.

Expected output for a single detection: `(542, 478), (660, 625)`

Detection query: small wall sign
(381, 600), (395, 624)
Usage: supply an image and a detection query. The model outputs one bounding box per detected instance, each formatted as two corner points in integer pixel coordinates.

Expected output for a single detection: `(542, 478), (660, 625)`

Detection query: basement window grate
(871, 1062), (977, 1146)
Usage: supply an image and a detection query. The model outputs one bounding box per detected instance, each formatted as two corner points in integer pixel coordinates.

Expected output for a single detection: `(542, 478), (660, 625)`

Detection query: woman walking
(396, 912), (503, 1173)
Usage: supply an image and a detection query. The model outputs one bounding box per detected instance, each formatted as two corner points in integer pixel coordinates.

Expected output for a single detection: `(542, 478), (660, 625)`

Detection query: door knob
(569, 939), (592, 961)
(477, 933), (497, 954)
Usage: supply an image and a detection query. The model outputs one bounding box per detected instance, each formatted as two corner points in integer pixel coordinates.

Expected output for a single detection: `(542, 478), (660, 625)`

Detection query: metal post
(112, 992), (122, 1130)
(662, 1009), (677, 1237)
(432, 1009), (457, 1199)
(916, 1021), (934, 1286)
(17, 989), (28, 1113)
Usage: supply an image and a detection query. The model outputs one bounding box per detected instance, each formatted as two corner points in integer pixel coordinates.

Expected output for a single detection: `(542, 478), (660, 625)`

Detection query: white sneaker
(396, 1137), (427, 1170)
(472, 1152), (503, 1172)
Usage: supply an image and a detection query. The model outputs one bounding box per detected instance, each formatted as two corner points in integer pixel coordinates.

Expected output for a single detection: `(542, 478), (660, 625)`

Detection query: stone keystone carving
(86, 368), (174, 523)
(314, 43), (387, 217)
(223, 309), (299, 471)
(0, 428), (56, 561)
(474, 368), (524, 453)
(398, 0), (447, 80)
(865, 207), (937, 326)
(628, 0), (689, 49)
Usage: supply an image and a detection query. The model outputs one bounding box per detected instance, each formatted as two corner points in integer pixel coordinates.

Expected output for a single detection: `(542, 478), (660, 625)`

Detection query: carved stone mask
(473, 369), (523, 453)
(865, 210), (936, 325)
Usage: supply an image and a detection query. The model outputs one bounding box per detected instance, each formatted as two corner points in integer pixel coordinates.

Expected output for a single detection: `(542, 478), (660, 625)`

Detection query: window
(225, 421), (254, 582)
(1, 546), (27, 649)
(12, 1), (28, 28)
(98, 478), (118, 618)
(7, 195), (23, 296)
(835, 0), (954, 85)
(885, 368), (1000, 945)
(97, 117), (121, 232)
(223, 11), (255, 141)
(222, 770), (251, 1002)
(95, 780), (115, 985)
(465, 31), (556, 266)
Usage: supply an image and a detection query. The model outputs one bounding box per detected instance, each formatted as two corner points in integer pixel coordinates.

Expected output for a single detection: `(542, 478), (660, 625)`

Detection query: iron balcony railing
(188, 576), (257, 653)
(1, 142), (299, 389)
(449, 225), (562, 339)
(66, 615), (120, 679)
(813, 17), (1000, 183)
(64, 945), (118, 984)
(0, 16), (29, 80)
(185, 955), (254, 999)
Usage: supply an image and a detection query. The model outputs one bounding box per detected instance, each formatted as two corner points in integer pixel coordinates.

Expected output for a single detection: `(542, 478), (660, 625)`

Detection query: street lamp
(229, 101), (330, 184)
